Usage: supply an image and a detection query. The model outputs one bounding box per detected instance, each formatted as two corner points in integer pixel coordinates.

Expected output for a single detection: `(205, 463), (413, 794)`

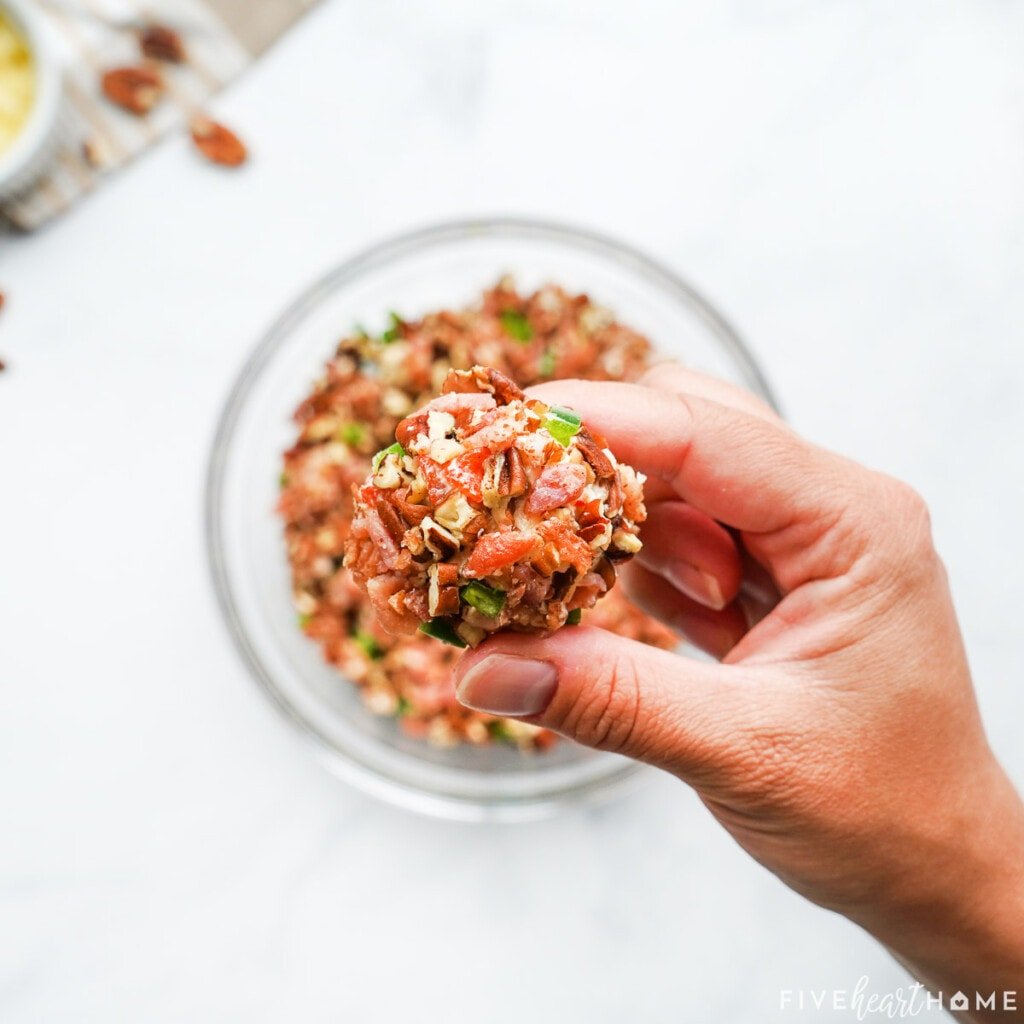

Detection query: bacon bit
(395, 415), (424, 449)
(363, 506), (401, 568)
(524, 463), (587, 516)
(460, 406), (523, 452)
(536, 520), (593, 577)
(418, 457), (453, 505)
(391, 587), (430, 622)
(464, 530), (538, 578)
(139, 24), (185, 63)
(445, 448), (489, 505)
(574, 427), (615, 479)
(366, 574), (419, 634)
(398, 391), (496, 446)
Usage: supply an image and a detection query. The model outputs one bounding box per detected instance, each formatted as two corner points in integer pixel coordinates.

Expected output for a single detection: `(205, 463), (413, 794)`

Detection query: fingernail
(455, 654), (558, 717)
(664, 561), (726, 610)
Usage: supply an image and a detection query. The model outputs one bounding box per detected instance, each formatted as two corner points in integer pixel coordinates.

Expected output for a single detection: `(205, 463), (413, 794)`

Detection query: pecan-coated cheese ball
(344, 366), (647, 647)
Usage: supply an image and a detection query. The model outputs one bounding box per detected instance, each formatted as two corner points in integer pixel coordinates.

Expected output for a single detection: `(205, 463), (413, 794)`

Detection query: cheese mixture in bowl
(0, 9), (34, 155)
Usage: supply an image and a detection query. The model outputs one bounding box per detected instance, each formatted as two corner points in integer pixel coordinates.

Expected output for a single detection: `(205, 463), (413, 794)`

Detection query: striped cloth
(1, 0), (317, 231)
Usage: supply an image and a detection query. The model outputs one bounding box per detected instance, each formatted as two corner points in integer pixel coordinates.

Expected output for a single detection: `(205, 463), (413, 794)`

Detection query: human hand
(453, 364), (1024, 1014)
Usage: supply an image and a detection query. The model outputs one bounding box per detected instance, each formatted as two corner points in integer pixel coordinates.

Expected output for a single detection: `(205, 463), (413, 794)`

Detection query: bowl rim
(204, 216), (778, 821)
(0, 0), (64, 188)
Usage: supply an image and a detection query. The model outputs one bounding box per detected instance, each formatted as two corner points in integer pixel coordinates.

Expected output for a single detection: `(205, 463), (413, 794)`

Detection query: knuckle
(873, 475), (937, 576)
(884, 476), (931, 527)
(555, 656), (645, 755)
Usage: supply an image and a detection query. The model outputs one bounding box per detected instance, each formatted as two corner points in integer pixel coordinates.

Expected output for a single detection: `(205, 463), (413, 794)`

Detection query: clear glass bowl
(205, 218), (776, 821)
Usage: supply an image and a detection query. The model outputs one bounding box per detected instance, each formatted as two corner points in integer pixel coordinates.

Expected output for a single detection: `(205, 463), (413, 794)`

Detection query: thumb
(453, 626), (749, 777)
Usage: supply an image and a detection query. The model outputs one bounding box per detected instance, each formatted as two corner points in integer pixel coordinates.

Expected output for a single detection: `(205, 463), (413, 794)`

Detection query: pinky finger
(621, 561), (748, 660)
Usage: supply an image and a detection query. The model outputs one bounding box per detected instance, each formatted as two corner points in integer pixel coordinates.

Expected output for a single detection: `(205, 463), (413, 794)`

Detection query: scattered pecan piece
(101, 66), (163, 116)
(190, 117), (248, 167)
(139, 24), (185, 63)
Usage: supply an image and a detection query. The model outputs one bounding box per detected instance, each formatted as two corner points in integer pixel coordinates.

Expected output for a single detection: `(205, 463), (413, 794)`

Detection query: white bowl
(206, 218), (778, 821)
(0, 0), (64, 202)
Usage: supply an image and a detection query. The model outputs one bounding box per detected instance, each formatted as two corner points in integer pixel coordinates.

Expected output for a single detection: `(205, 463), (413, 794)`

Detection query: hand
(453, 364), (1024, 1015)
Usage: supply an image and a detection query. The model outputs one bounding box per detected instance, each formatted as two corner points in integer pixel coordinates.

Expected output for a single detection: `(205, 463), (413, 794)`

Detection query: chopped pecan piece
(421, 517), (460, 559)
(504, 446), (528, 496)
(595, 556), (617, 591)
(392, 489), (430, 525)
(428, 563), (461, 616)
(578, 522), (611, 545)
(574, 427), (615, 479)
(375, 495), (407, 545)
(443, 366), (524, 404)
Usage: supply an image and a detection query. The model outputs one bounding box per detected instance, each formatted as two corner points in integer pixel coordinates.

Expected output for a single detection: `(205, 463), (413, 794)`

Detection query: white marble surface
(2, 1), (1023, 1020)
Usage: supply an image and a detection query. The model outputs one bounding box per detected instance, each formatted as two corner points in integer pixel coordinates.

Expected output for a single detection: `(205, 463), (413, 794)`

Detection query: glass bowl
(205, 218), (776, 821)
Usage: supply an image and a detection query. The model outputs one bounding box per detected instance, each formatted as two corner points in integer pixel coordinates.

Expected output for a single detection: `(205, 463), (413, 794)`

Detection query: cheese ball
(343, 365), (647, 648)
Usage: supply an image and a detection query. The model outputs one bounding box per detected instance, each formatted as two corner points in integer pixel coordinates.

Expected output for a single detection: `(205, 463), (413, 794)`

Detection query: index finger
(526, 379), (863, 535)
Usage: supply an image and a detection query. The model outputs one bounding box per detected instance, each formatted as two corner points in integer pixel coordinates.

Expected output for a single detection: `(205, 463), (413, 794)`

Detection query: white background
(2, 1), (1023, 1020)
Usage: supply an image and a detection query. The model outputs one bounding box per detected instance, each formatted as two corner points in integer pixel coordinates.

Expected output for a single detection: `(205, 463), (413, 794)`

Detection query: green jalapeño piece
(381, 311), (403, 343)
(372, 441), (406, 472)
(499, 309), (533, 342)
(543, 404), (582, 447)
(460, 581), (506, 618)
(353, 630), (384, 660)
(418, 617), (468, 648)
